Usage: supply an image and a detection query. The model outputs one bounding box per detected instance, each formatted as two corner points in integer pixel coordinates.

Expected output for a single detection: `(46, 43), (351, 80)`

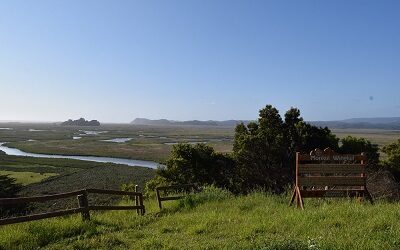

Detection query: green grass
(2, 188), (400, 249)
(0, 170), (57, 185)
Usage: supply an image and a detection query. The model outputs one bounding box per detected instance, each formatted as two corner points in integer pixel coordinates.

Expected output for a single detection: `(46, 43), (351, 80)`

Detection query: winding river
(0, 143), (160, 169)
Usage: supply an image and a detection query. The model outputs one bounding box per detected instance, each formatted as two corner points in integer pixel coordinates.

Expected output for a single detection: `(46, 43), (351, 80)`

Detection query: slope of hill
(2, 189), (400, 249)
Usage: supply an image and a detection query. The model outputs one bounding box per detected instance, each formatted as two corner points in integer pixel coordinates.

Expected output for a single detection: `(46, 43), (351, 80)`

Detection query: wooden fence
(0, 188), (145, 226)
(156, 184), (199, 210)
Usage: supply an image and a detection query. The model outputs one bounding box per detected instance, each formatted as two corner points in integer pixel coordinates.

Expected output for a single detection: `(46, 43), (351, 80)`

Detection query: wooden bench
(156, 184), (199, 210)
(289, 148), (373, 209)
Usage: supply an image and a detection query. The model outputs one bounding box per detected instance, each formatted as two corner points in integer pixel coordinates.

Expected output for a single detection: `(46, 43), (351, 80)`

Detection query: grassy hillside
(2, 188), (400, 250)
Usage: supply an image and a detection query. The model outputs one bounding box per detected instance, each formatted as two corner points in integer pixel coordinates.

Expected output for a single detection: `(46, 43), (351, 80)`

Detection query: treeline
(147, 104), (400, 194)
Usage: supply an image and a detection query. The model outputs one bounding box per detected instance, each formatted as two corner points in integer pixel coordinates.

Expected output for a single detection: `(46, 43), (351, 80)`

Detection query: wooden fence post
(156, 188), (162, 210)
(139, 194), (145, 215)
(77, 191), (90, 221)
(134, 185), (139, 215)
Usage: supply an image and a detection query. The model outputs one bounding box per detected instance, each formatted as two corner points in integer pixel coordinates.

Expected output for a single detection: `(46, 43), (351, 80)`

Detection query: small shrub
(144, 176), (171, 198)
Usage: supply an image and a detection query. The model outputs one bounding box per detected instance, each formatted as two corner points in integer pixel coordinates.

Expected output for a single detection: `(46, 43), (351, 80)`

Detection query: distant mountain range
(131, 118), (251, 127)
(131, 117), (400, 130)
(310, 117), (400, 130)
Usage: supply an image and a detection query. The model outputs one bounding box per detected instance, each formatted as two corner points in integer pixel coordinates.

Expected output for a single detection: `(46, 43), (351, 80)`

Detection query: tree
(156, 143), (237, 190)
(0, 175), (23, 217)
(233, 105), (288, 192)
(232, 105), (339, 193)
(339, 136), (380, 168)
(382, 139), (400, 169)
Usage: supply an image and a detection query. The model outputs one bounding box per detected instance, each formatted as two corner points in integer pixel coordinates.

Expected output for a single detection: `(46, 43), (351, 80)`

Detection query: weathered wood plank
(86, 189), (142, 196)
(300, 189), (366, 198)
(299, 176), (366, 186)
(159, 196), (186, 201)
(0, 190), (85, 205)
(298, 164), (365, 174)
(88, 205), (144, 211)
(156, 184), (196, 191)
(0, 208), (84, 226)
(299, 154), (366, 161)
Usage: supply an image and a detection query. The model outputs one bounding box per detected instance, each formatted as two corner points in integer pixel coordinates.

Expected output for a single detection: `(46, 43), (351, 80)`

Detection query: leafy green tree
(233, 105), (339, 193)
(382, 139), (400, 169)
(0, 175), (23, 217)
(339, 136), (380, 167)
(0, 175), (21, 198)
(233, 105), (288, 192)
(301, 123), (338, 152)
(156, 143), (237, 190)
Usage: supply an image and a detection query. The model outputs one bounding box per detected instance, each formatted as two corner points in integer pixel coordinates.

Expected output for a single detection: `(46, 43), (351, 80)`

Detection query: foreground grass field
(2, 188), (400, 250)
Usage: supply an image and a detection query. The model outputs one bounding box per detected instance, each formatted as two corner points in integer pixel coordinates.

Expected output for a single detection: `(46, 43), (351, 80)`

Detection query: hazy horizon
(1, 1), (399, 123)
(2, 115), (400, 125)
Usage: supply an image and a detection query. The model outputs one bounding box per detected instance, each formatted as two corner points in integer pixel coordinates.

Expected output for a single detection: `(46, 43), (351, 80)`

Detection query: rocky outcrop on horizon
(61, 118), (100, 126)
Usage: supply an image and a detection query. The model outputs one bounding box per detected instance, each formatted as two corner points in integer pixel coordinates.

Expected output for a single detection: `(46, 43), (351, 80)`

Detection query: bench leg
(364, 189), (374, 204)
(289, 187), (296, 206)
(295, 187), (304, 210)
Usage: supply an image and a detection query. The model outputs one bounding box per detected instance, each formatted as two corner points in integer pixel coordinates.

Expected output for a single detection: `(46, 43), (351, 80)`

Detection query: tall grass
(1, 188), (400, 249)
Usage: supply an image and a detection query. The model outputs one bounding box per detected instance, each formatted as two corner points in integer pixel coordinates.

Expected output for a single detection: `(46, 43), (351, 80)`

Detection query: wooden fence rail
(0, 188), (145, 226)
(156, 184), (199, 210)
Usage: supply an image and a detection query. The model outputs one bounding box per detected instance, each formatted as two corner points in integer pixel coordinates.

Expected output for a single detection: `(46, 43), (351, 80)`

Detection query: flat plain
(2, 124), (399, 164)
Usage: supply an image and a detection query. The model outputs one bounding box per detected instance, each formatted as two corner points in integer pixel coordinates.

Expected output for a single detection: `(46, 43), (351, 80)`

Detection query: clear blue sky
(1, 0), (399, 123)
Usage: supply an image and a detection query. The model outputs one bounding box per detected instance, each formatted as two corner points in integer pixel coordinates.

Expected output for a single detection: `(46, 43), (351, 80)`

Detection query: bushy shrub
(144, 175), (171, 198)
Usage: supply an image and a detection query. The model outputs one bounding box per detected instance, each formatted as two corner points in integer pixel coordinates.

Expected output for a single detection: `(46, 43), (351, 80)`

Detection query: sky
(0, 0), (399, 123)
